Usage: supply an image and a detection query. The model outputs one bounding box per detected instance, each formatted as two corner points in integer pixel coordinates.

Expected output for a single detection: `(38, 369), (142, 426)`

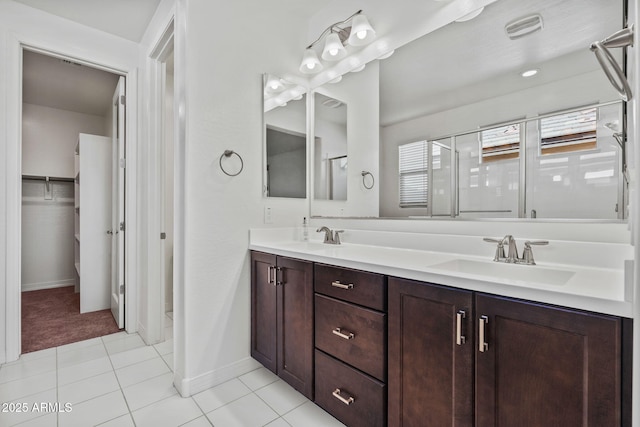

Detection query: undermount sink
(430, 259), (575, 286)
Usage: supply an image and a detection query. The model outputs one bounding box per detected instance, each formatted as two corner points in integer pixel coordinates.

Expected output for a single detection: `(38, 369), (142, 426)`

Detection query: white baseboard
(137, 321), (148, 343)
(21, 279), (75, 292)
(174, 357), (262, 397)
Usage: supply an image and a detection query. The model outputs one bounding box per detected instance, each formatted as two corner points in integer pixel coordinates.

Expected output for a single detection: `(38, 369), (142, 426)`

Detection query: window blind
(399, 140), (429, 207)
(540, 107), (597, 148)
(481, 124), (520, 159)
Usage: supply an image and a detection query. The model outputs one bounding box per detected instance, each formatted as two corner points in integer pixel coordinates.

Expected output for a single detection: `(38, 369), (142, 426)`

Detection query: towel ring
(361, 171), (374, 189)
(219, 150), (244, 177)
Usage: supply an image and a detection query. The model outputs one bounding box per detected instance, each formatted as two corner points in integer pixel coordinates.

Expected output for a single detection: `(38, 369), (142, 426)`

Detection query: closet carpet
(21, 286), (121, 353)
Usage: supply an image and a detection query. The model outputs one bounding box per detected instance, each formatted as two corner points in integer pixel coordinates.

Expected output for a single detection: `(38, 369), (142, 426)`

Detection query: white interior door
(111, 76), (125, 328)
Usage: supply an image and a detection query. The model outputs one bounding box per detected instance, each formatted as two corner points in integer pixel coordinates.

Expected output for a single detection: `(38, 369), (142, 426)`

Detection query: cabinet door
(475, 294), (621, 427)
(277, 256), (314, 399)
(388, 278), (473, 427)
(250, 251), (277, 373)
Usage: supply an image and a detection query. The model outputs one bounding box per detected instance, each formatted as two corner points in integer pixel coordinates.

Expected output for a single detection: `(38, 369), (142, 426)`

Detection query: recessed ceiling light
(521, 69), (539, 78)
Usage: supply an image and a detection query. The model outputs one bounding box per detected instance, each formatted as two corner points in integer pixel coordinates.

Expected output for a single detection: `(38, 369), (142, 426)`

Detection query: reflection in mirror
(263, 74), (307, 198)
(374, 0), (626, 220)
(314, 93), (348, 201)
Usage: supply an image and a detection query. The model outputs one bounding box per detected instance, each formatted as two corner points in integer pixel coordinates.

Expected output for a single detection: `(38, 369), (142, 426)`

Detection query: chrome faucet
(503, 235), (518, 263)
(316, 226), (344, 244)
(483, 236), (548, 265)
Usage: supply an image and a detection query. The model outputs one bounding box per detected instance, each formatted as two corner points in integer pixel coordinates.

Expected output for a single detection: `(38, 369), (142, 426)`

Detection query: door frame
(145, 18), (176, 344)
(5, 36), (138, 361)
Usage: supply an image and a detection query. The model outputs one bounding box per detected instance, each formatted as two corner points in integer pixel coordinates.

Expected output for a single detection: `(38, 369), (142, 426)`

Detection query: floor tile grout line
(98, 335), (140, 427)
(252, 385), (311, 420)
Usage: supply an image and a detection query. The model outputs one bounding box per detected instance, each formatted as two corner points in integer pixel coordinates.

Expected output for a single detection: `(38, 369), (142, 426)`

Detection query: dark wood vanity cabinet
(389, 277), (625, 427)
(314, 264), (388, 427)
(250, 251), (314, 399)
(388, 277), (474, 427)
(475, 293), (623, 427)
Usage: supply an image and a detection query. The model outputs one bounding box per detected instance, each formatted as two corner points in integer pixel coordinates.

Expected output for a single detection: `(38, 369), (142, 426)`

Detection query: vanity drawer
(315, 294), (386, 381)
(315, 350), (386, 427)
(315, 263), (386, 311)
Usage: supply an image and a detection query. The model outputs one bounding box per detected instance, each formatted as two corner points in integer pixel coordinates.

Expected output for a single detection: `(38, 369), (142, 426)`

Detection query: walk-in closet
(21, 50), (124, 352)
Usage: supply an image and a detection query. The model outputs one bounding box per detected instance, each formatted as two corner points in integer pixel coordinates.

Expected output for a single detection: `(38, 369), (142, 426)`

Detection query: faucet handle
(483, 237), (505, 261)
(333, 230), (344, 244)
(524, 240), (549, 246)
(482, 237), (502, 243)
(522, 240), (549, 265)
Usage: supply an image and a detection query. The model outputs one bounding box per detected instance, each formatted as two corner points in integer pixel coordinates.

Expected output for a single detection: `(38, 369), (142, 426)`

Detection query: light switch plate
(264, 206), (273, 224)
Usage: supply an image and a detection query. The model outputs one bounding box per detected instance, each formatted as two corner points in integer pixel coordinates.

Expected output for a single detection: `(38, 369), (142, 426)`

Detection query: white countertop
(250, 228), (634, 318)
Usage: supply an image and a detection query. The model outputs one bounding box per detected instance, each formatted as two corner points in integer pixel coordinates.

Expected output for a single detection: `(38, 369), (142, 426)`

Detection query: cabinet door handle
(332, 388), (355, 405)
(268, 266), (276, 285)
(332, 327), (355, 340)
(275, 267), (283, 286)
(456, 310), (466, 346)
(479, 315), (489, 352)
(331, 280), (354, 290)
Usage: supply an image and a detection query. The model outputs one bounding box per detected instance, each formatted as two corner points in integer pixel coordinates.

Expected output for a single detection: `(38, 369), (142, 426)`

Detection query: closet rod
(22, 174), (74, 182)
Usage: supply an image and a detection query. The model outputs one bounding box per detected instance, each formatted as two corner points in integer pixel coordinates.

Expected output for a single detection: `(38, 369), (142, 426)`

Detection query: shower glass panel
(456, 132), (519, 218)
(525, 103), (624, 219)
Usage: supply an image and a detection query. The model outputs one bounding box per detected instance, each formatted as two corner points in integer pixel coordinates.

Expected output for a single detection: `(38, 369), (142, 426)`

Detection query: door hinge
(160, 232), (166, 240)
(119, 158), (126, 168)
(119, 221), (125, 231)
(120, 284), (125, 294)
(120, 95), (126, 106)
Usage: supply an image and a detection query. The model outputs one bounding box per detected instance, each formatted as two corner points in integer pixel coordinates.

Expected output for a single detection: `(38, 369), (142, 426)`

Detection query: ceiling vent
(505, 14), (544, 40)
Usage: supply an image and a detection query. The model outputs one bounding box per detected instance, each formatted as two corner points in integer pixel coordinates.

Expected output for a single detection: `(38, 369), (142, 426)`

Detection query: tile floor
(0, 315), (346, 427)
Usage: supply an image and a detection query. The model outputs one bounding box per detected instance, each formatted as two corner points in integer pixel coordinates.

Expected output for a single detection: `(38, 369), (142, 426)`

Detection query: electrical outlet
(264, 206), (273, 224)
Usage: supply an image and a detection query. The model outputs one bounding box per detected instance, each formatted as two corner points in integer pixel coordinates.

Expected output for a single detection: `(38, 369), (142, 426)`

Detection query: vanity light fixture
(300, 48), (323, 74)
(322, 32), (347, 61)
(299, 10), (376, 74)
(378, 49), (395, 60)
(455, 7), (485, 23)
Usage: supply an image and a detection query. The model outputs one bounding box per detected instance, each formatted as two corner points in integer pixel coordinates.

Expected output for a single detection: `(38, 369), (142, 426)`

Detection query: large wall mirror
(309, 0), (627, 220)
(314, 93), (348, 201)
(263, 74), (307, 198)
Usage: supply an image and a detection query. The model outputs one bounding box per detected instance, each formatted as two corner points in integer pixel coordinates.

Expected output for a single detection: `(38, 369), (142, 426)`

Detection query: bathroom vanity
(249, 227), (632, 426)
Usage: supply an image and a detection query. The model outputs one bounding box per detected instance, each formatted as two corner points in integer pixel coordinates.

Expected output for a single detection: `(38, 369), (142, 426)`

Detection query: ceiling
(13, 0), (162, 42)
(23, 50), (120, 116)
(16, 0), (163, 116)
(379, 0), (622, 126)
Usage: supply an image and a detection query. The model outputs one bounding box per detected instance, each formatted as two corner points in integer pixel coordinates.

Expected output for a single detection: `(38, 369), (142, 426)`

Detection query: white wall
(0, 0), (139, 363)
(21, 180), (75, 291)
(380, 70), (620, 217)
(22, 103), (107, 178)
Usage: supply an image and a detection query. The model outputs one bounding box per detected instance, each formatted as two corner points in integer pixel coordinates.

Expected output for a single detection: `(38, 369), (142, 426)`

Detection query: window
(480, 124), (521, 162)
(399, 140), (429, 207)
(539, 107), (597, 155)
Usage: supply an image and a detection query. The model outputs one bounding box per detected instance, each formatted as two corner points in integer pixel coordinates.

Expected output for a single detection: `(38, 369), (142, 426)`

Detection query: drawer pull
(331, 280), (354, 290)
(332, 388), (355, 405)
(332, 327), (355, 340)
